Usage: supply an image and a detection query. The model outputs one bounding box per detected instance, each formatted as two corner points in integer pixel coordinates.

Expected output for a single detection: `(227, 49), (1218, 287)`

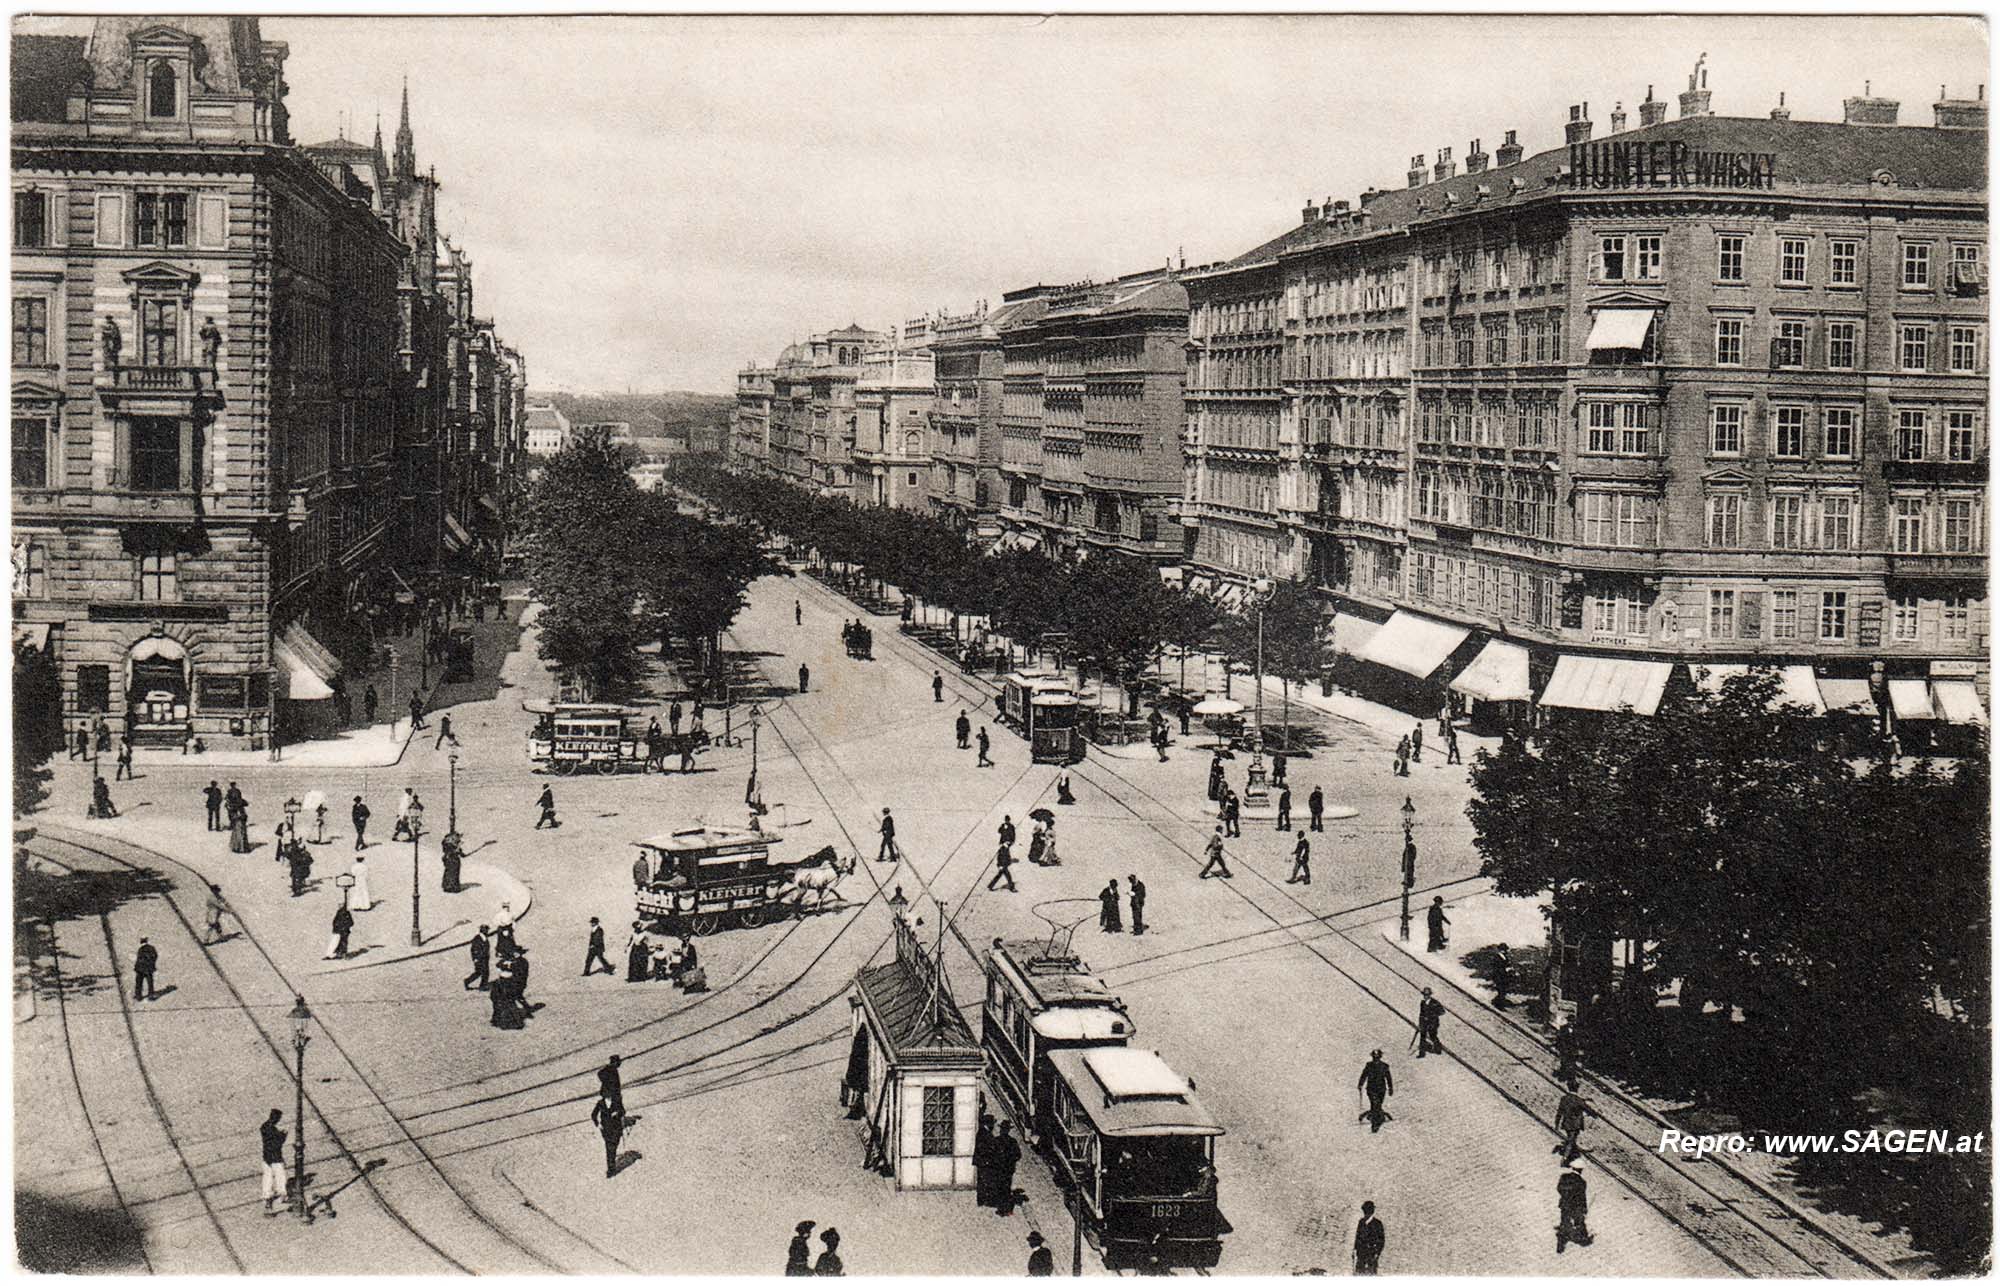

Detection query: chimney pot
(1844, 86), (1901, 126)
(1564, 103), (1594, 144)
(1495, 129), (1524, 166)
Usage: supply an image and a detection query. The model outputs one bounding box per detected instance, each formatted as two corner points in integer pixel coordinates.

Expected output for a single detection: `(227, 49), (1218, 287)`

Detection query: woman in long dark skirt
(625, 923), (651, 982)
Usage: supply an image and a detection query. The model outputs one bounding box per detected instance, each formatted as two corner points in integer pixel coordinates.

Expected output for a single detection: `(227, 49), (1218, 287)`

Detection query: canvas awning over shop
(1539, 654), (1673, 715)
(1450, 639), (1532, 702)
(1689, 663), (1825, 713)
(1816, 678), (1877, 716)
(1330, 612), (1381, 658)
(1215, 582), (1248, 609)
(275, 622), (341, 701)
(12, 623), (50, 651)
(1586, 308), (1656, 352)
(443, 515), (474, 552)
(1887, 679), (1935, 721)
(1931, 679), (1987, 726)
(1357, 610), (1470, 679)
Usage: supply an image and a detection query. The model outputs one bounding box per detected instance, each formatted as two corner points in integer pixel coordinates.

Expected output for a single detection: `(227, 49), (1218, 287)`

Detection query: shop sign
(1568, 141), (1777, 190)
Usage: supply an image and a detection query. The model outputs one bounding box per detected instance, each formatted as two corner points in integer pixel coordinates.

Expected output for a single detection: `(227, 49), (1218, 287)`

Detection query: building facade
(853, 321), (936, 510)
(1183, 76), (1989, 714)
(523, 401), (570, 456)
(927, 298), (1023, 539)
(732, 363), (774, 467)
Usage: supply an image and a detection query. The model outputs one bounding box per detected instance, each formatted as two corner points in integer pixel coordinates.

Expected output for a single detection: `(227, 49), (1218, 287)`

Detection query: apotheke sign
(1568, 141), (1778, 190)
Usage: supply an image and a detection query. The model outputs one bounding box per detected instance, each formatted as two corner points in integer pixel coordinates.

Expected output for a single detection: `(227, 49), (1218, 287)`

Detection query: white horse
(785, 846), (856, 913)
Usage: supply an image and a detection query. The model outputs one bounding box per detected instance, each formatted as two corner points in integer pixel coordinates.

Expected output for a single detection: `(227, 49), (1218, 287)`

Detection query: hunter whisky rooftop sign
(1568, 140), (1778, 190)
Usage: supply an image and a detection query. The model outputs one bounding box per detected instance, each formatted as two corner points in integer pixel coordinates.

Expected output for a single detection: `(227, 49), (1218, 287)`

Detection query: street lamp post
(283, 796), (301, 847)
(446, 752), (459, 842)
(1399, 796), (1417, 942)
(288, 995), (313, 1222)
(407, 798), (426, 948)
(1243, 580), (1274, 809)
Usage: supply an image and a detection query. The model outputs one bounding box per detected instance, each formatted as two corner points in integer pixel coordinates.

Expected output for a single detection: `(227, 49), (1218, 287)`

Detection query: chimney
(1610, 101), (1627, 134)
(1770, 91), (1791, 121)
(1843, 80), (1900, 125)
(1465, 138), (1489, 174)
(1358, 186), (1384, 207)
(1934, 84), (1987, 129)
(1638, 84), (1668, 127)
(1302, 197), (1321, 225)
(1495, 129), (1523, 167)
(1433, 146), (1456, 181)
(1407, 153), (1427, 188)
(1330, 199), (1351, 217)
(1679, 55), (1712, 117)
(1564, 102), (1593, 144)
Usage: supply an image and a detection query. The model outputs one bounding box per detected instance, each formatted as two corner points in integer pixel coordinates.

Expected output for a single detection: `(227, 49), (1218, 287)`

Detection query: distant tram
(525, 701), (647, 773)
(633, 827), (791, 935)
(999, 673), (1084, 764)
(982, 937), (1228, 1269)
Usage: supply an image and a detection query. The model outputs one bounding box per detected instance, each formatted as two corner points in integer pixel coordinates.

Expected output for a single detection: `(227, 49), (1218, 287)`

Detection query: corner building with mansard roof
(1183, 76), (1988, 727)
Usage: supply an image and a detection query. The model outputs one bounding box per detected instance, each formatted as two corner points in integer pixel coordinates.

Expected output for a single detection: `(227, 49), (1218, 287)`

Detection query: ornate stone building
(853, 321), (935, 510)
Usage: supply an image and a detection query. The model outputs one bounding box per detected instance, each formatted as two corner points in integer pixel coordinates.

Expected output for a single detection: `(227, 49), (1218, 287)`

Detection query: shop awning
(1539, 654), (1673, 715)
(281, 622), (342, 681)
(443, 515), (474, 552)
(1450, 639), (1532, 702)
(1358, 610), (1471, 679)
(1931, 679), (1987, 726)
(275, 640), (335, 700)
(1586, 308), (1656, 352)
(1887, 679), (1935, 721)
(1689, 664), (1825, 713)
(12, 623), (50, 651)
(1816, 678), (1877, 716)
(1330, 612), (1381, 658)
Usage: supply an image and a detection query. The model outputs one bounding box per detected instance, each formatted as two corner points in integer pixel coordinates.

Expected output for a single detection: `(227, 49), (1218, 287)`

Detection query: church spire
(393, 76), (416, 184)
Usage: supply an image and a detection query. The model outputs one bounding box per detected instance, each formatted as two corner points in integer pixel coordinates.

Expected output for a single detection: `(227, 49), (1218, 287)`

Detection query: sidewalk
(132, 720), (413, 770)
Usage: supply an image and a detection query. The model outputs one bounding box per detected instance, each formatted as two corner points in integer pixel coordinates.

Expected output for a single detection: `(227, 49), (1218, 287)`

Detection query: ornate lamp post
(1242, 579), (1274, 809)
(288, 995), (313, 1222)
(407, 797), (426, 947)
(446, 751), (460, 842)
(1399, 796), (1417, 942)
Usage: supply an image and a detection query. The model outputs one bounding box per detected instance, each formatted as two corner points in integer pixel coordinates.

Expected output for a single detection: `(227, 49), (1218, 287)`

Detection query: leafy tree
(1067, 554), (1172, 716)
(12, 643), (63, 817)
(523, 428), (646, 698)
(1161, 590), (1224, 693)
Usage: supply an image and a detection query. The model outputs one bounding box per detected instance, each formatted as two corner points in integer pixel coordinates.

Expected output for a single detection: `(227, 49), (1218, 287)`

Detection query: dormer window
(148, 61), (179, 119)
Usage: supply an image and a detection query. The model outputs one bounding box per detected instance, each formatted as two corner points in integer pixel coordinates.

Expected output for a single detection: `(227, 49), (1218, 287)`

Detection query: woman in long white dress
(349, 854), (373, 911)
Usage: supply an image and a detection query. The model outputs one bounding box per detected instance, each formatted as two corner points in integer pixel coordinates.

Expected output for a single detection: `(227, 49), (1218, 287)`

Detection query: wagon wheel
(594, 759), (615, 775)
(554, 760), (580, 776)
(688, 912), (726, 937)
(737, 903), (772, 929)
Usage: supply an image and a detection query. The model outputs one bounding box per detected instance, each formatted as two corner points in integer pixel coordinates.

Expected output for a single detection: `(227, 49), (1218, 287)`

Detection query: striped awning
(1358, 611), (1470, 679)
(1539, 654), (1672, 715)
(1450, 640), (1532, 702)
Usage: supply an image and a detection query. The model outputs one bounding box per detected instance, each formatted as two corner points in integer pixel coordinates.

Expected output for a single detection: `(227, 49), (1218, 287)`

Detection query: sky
(19, 13), (1988, 393)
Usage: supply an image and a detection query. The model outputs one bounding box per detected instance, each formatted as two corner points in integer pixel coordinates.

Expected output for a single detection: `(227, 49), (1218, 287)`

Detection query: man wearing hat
(1357, 1049), (1393, 1132)
(590, 1090), (624, 1178)
(463, 925), (491, 990)
(1415, 988), (1445, 1057)
(1025, 1231), (1054, 1276)
(785, 1221), (815, 1275)
(812, 1227), (843, 1276)
(598, 1055), (624, 1114)
(1353, 1200), (1386, 1275)
(1555, 1163), (1592, 1252)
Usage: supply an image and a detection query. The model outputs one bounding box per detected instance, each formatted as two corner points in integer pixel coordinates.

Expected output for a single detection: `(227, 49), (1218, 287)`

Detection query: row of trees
(673, 459), (1333, 727)
(524, 433), (778, 698)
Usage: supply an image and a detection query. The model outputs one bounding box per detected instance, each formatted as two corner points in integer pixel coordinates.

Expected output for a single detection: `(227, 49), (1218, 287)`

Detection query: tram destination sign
(1568, 140), (1777, 190)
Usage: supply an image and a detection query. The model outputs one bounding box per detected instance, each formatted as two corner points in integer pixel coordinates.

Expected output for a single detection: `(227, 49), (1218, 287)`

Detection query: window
(137, 552), (177, 601)
(1902, 242), (1932, 289)
(919, 1085), (955, 1156)
(77, 664), (111, 713)
(1716, 234), (1745, 281)
(1772, 406), (1806, 458)
(148, 62), (178, 118)
(1592, 594), (1644, 636)
(13, 190), (47, 248)
(1771, 589), (1799, 640)
(13, 297), (48, 366)
(1769, 492), (1807, 548)
(1598, 236), (1626, 281)
(1891, 596), (1921, 642)
(1706, 493), (1742, 546)
(1710, 403), (1744, 455)
(1946, 410), (1979, 461)
(1829, 239), (1858, 285)
(1585, 403), (1618, 453)
(1779, 237), (1809, 284)
(1635, 235), (1662, 281)
(1827, 320), (1857, 370)
(1823, 407), (1857, 460)
(1893, 496), (1925, 552)
(1715, 317), (1744, 366)
(1949, 326), (1981, 373)
(1900, 325), (1930, 372)
(1897, 409), (1927, 461)
(1580, 491), (1653, 547)
(1943, 497), (1977, 552)
(141, 298), (180, 366)
(1819, 591), (1848, 641)
(1943, 596), (1971, 641)
(135, 193), (189, 249)
(1821, 494), (1856, 549)
(12, 415), (51, 488)
(1486, 326), (1507, 365)
(1772, 319), (1807, 368)
(1708, 589), (1737, 639)
(16, 541), (45, 597)
(129, 416), (181, 491)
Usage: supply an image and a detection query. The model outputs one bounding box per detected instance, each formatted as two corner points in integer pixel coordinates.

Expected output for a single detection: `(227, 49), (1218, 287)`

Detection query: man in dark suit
(351, 796), (370, 849)
(583, 917), (613, 976)
(204, 781), (224, 831)
(463, 926), (491, 990)
(590, 1092), (624, 1178)
(1353, 1201), (1385, 1274)
(132, 937), (159, 1001)
(598, 1055), (624, 1114)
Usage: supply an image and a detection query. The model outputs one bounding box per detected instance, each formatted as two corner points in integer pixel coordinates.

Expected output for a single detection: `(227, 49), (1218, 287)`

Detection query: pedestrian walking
(351, 795), (370, 849)
(932, 670), (944, 702)
(1153, 723), (1169, 763)
(669, 701), (683, 737)
(986, 842), (1017, 892)
(787, 1221), (816, 1275)
(1416, 988), (1444, 1057)
(1553, 1079), (1590, 1162)
(1492, 942), (1512, 1008)
(464, 926), (492, 990)
(955, 710), (971, 748)
(1098, 880), (1122, 932)
(114, 737), (134, 780)
(70, 722), (87, 761)
(1288, 833), (1312, 885)
(1207, 752), (1226, 802)
(997, 815), (1016, 849)
(1426, 896), (1450, 953)
(1056, 771), (1075, 805)
(313, 800), (328, 844)
(1221, 789), (1241, 838)
(287, 841), (313, 897)
(434, 713), (459, 748)
(1308, 784), (1325, 832)
(203, 884), (229, 944)
(1275, 784), (1292, 831)
(876, 807), (900, 863)
(598, 1054), (625, 1114)
(1025, 1230), (1054, 1276)
(625, 922), (651, 982)
(93, 715), (110, 755)
(260, 1109), (289, 1215)
(534, 784), (558, 829)
(973, 1113), (998, 1207)
(679, 737), (696, 774)
(326, 902), (355, 959)
(1128, 875), (1146, 935)
(1272, 750), (1288, 786)
(591, 1092), (625, 1178)
(204, 781), (224, 831)
(986, 1120), (1022, 1216)
(88, 774), (119, 818)
(1199, 826), (1234, 879)
(1394, 734), (1411, 774)
(1438, 701), (1452, 739)
(583, 917), (614, 976)
(1445, 723), (1462, 765)
(797, 663), (810, 694)
(1555, 1165), (1592, 1252)
(1357, 1049), (1393, 1132)
(794, 599), (802, 626)
(132, 937), (159, 1000)
(1410, 722), (1423, 762)
(392, 787), (415, 841)
(228, 786), (251, 852)
(1553, 1019), (1581, 1082)
(813, 1228), (844, 1276)
(363, 684), (379, 725)
(349, 854), (372, 910)
(408, 691), (427, 731)
(975, 727), (993, 767)
(1353, 1201), (1386, 1275)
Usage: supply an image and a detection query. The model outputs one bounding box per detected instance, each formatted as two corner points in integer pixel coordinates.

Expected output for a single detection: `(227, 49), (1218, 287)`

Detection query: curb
(310, 861), (534, 976)
(1374, 920), (1908, 1281)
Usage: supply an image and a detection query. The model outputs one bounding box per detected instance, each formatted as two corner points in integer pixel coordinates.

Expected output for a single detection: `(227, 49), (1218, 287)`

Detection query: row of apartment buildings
(733, 69), (1989, 718)
(12, 17), (528, 748)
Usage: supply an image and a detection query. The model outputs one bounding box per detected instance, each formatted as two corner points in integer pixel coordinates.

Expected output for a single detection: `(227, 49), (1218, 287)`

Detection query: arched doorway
(126, 634), (190, 744)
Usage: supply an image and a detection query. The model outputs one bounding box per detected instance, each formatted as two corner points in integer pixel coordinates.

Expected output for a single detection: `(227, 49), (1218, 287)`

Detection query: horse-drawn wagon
(632, 827), (856, 936)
